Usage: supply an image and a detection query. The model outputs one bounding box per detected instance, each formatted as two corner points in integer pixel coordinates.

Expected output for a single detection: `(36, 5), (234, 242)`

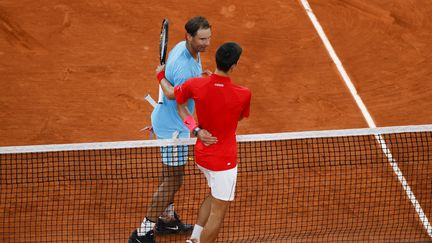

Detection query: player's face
(189, 28), (211, 53)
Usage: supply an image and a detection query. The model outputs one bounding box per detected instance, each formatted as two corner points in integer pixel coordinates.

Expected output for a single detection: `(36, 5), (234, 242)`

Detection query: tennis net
(1, 125), (432, 242)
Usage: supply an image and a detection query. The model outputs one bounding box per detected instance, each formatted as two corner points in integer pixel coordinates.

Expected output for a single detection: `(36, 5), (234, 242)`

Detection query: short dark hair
(216, 42), (242, 72)
(185, 16), (211, 37)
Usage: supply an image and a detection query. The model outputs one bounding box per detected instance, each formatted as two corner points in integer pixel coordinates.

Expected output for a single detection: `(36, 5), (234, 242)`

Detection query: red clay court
(1, 0), (432, 242)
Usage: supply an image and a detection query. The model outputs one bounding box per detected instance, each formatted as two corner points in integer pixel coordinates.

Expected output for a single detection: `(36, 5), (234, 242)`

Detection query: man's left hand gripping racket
(158, 18), (169, 104)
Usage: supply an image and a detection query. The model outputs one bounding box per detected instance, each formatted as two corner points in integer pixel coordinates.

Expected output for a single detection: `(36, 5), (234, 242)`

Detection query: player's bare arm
(177, 103), (218, 146)
(202, 69), (212, 76)
(156, 64), (175, 100)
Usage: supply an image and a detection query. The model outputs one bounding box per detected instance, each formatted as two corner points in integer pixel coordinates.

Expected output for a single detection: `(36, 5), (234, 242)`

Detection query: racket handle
(157, 85), (164, 104)
(144, 94), (158, 108)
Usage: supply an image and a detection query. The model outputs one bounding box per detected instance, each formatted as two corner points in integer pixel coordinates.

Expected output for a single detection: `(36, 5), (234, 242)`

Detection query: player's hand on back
(197, 129), (218, 146)
(202, 69), (212, 77)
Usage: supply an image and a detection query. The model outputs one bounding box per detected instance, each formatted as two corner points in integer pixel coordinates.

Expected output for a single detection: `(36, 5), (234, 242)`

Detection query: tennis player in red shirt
(174, 42), (251, 243)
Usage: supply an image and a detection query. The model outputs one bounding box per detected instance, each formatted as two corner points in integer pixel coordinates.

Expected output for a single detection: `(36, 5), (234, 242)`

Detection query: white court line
(299, 0), (432, 238)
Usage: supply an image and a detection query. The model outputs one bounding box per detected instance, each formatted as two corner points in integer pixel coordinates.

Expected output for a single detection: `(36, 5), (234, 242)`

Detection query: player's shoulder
(171, 41), (187, 51)
(166, 42), (188, 71)
(168, 41), (187, 59)
(232, 83), (251, 95)
(231, 84), (251, 104)
(186, 76), (210, 87)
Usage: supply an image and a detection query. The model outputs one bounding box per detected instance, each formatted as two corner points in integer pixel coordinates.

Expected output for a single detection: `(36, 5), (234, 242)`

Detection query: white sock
(190, 224), (203, 242)
(137, 217), (155, 236)
(163, 203), (175, 218)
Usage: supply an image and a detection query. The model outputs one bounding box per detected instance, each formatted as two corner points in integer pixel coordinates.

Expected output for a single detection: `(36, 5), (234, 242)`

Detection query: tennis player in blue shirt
(129, 16), (212, 243)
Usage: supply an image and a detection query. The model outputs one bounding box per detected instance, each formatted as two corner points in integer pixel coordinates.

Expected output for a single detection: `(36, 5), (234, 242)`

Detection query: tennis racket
(157, 18), (169, 104)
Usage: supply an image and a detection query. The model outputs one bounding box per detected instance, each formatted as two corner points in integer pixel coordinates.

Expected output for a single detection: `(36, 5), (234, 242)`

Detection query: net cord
(1, 124), (432, 154)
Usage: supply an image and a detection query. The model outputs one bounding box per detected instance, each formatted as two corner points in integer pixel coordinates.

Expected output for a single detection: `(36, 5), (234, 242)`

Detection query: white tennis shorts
(197, 165), (238, 201)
